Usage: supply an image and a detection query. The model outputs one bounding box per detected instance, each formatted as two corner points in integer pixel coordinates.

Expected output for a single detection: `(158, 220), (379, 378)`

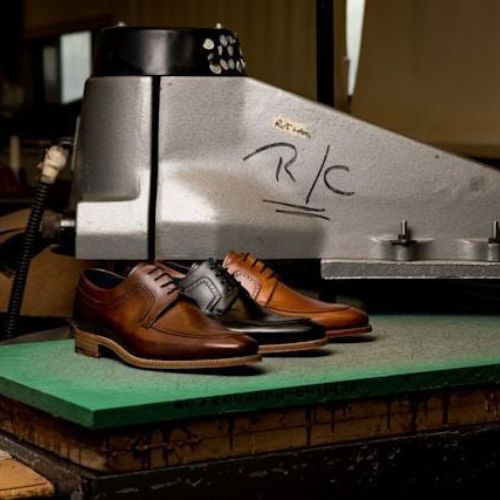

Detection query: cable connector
(37, 145), (69, 185)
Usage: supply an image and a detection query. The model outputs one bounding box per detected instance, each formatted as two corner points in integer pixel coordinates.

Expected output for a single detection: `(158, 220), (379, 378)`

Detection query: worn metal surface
(71, 77), (152, 259)
(72, 74), (500, 276)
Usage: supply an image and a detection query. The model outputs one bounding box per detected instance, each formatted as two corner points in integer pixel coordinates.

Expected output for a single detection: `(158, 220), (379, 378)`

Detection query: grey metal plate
(321, 259), (500, 279)
(73, 77), (152, 259)
(155, 77), (500, 263)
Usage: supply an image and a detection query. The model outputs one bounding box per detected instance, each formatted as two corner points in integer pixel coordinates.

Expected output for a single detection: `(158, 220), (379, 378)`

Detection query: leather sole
(326, 324), (373, 338)
(259, 337), (328, 354)
(73, 329), (262, 370)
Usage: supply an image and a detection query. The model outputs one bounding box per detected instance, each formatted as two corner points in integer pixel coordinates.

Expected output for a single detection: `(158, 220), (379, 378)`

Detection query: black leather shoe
(164, 260), (327, 354)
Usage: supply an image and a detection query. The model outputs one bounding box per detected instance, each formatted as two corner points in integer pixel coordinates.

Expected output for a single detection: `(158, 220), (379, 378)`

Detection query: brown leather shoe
(72, 263), (261, 369)
(223, 252), (372, 339)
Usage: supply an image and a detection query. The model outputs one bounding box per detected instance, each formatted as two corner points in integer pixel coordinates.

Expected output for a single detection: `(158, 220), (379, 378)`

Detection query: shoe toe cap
(206, 334), (259, 358)
(313, 306), (369, 330)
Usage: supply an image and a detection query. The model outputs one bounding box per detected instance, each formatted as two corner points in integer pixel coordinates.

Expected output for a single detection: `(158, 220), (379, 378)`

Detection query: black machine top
(92, 25), (247, 77)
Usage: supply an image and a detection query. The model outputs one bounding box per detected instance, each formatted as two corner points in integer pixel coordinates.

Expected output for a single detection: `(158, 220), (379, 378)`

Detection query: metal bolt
(490, 220), (499, 243)
(400, 220), (408, 238)
(390, 219), (415, 256)
(397, 220), (411, 241)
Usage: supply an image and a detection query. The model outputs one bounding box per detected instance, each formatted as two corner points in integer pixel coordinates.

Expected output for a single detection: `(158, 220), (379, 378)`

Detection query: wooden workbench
(0, 314), (500, 495)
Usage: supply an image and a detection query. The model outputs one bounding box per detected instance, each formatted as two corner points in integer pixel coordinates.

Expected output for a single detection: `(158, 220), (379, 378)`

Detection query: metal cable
(2, 181), (51, 339)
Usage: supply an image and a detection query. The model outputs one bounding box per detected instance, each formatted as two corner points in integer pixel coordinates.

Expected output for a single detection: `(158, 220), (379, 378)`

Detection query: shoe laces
(147, 264), (177, 293)
(208, 258), (239, 292)
(241, 253), (275, 278)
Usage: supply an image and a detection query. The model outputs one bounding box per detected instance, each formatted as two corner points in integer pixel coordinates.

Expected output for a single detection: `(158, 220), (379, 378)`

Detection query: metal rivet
(203, 38), (215, 50)
(209, 63), (222, 74)
(400, 220), (408, 239)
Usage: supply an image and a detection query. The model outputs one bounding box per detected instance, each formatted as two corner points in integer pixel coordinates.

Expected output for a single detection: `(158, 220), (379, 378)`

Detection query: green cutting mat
(0, 314), (500, 429)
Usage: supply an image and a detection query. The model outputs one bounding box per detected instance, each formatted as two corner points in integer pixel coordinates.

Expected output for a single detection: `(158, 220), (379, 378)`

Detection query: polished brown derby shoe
(72, 263), (261, 369)
(223, 252), (372, 338)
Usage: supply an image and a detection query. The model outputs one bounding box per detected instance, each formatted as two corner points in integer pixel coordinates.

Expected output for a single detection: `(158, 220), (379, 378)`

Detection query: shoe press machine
(4, 23), (500, 340)
(2, 25), (500, 495)
(55, 25), (500, 281)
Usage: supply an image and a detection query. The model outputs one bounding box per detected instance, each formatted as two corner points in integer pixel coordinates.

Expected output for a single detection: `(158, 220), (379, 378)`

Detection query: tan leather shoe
(72, 263), (261, 369)
(223, 252), (372, 338)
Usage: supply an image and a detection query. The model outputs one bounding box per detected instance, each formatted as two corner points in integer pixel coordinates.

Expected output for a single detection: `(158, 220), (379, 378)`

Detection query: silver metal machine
(67, 25), (500, 280)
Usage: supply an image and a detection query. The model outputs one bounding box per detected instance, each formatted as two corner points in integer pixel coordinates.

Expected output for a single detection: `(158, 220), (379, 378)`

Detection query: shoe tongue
(180, 260), (240, 316)
(186, 262), (199, 275)
(186, 260), (219, 281)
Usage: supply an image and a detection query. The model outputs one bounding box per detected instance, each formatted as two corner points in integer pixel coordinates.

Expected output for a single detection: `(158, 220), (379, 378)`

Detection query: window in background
(346, 0), (366, 96)
(42, 44), (58, 103)
(40, 30), (92, 105)
(61, 31), (92, 104)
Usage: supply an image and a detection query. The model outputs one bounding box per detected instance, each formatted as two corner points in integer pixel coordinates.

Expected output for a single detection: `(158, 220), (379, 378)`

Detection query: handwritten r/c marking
(243, 143), (297, 182)
(275, 209), (330, 221)
(243, 142), (355, 221)
(262, 199), (326, 212)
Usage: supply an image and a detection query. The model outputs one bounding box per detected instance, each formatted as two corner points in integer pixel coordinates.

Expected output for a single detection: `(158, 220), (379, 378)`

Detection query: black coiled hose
(2, 181), (51, 339)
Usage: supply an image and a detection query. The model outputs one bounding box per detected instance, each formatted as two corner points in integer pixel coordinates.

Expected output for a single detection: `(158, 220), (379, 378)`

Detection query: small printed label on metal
(273, 117), (312, 139)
